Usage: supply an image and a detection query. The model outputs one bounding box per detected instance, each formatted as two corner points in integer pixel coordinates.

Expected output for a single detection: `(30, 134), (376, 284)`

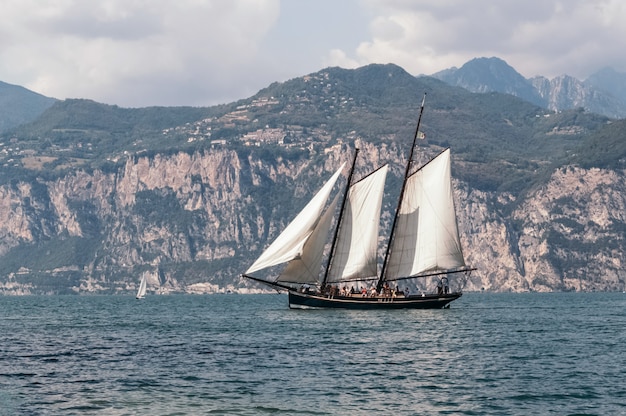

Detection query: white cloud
(323, 49), (362, 69)
(0, 0), (280, 107)
(342, 0), (626, 79)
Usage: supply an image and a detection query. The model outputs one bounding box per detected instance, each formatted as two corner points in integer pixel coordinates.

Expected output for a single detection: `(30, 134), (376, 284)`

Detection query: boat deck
(288, 290), (462, 310)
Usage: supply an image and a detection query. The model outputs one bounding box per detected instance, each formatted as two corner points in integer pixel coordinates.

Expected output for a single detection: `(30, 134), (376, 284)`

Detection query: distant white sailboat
(136, 274), (147, 299)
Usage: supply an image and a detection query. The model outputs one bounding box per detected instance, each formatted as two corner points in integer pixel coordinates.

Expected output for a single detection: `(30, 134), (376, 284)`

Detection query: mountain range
(3, 56), (626, 134)
(0, 60), (625, 295)
(432, 57), (626, 118)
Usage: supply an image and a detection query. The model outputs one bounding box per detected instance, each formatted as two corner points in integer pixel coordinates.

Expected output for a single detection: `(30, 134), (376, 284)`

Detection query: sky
(1, 0), (625, 108)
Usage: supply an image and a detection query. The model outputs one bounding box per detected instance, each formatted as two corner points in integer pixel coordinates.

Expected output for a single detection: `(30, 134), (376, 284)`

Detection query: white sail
(384, 149), (465, 280)
(245, 163), (345, 275)
(326, 165), (388, 283)
(278, 194), (339, 284)
(136, 275), (147, 299)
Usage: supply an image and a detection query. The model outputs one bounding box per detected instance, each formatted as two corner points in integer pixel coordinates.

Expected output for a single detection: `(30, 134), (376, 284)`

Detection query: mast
(321, 148), (359, 291)
(378, 93), (426, 291)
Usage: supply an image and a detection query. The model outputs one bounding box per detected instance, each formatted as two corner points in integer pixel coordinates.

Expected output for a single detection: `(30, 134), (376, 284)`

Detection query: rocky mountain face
(433, 57), (626, 118)
(0, 149), (250, 294)
(1, 64), (625, 294)
(0, 145), (364, 294)
(530, 75), (626, 119)
(1, 143), (624, 295)
(458, 165), (626, 292)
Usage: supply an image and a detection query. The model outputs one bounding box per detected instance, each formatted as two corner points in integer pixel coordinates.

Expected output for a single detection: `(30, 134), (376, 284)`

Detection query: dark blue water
(1, 292), (624, 415)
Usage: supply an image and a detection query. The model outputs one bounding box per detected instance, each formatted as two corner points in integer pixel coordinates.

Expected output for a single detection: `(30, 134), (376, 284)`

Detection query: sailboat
(136, 274), (147, 299)
(243, 94), (474, 309)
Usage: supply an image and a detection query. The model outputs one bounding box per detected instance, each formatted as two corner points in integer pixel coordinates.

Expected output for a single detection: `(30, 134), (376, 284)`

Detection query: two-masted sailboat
(243, 95), (474, 309)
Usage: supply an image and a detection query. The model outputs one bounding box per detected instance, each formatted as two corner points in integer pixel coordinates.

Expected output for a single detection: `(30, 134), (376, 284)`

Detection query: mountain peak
(0, 81), (57, 132)
(433, 57), (626, 118)
(432, 56), (543, 106)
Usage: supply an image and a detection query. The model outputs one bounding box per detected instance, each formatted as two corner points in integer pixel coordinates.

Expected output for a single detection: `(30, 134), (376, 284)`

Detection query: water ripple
(0, 292), (625, 415)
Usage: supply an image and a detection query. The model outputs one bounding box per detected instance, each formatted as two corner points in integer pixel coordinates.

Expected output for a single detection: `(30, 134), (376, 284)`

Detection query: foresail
(384, 149), (465, 280)
(326, 165), (388, 283)
(278, 194), (339, 284)
(245, 163), (345, 275)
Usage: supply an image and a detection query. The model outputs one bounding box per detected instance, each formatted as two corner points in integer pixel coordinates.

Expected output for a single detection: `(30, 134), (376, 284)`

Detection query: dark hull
(288, 291), (462, 310)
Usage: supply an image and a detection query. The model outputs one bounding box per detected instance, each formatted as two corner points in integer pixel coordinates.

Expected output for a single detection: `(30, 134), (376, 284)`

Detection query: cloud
(323, 49), (361, 69)
(0, 0), (280, 107)
(334, 0), (626, 79)
(1, 0), (626, 107)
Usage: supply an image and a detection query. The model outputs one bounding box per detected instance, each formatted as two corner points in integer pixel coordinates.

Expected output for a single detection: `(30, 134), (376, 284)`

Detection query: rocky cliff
(458, 165), (626, 292)
(1, 143), (624, 295)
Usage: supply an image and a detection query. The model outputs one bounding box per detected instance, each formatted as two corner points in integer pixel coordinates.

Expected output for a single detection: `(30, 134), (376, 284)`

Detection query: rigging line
(383, 267), (477, 282)
(241, 274), (294, 291)
(353, 163), (389, 184)
(405, 146), (451, 178)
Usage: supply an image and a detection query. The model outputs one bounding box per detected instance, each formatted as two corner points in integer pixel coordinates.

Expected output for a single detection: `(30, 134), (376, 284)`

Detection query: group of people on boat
(311, 282), (410, 299)
(298, 276), (452, 299)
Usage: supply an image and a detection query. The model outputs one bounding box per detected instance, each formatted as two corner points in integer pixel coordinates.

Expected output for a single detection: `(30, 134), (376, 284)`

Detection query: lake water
(1, 292), (624, 415)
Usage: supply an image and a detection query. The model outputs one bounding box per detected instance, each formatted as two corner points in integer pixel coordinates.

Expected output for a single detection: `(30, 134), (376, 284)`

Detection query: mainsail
(245, 163), (345, 278)
(382, 148), (465, 281)
(325, 165), (388, 283)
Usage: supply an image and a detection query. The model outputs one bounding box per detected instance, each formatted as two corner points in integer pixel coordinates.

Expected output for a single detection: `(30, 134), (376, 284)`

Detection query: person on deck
(370, 285), (377, 297)
(442, 276), (449, 294)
